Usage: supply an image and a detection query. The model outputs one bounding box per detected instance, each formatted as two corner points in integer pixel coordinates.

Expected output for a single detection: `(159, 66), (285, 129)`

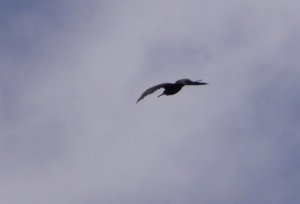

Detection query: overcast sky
(1, 0), (300, 203)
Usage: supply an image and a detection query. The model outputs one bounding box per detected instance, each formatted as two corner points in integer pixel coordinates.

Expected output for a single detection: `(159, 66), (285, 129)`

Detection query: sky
(1, 0), (300, 203)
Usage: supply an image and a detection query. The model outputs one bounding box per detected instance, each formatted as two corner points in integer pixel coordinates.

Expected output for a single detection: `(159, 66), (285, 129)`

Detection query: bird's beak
(194, 80), (208, 85)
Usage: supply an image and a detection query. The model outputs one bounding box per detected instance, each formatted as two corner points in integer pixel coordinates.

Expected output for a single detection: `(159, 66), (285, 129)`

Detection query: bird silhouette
(137, 78), (207, 103)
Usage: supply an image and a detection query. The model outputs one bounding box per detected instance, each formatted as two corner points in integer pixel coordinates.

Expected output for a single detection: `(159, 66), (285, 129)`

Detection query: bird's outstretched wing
(137, 83), (170, 103)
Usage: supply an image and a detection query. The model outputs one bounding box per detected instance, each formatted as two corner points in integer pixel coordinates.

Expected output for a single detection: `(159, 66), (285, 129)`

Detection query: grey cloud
(1, 0), (300, 204)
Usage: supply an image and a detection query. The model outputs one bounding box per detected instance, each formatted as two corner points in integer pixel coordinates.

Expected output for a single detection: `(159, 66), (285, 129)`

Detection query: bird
(137, 78), (208, 103)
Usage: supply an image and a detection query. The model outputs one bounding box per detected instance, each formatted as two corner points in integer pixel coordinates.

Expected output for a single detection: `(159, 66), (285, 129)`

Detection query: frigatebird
(137, 78), (207, 103)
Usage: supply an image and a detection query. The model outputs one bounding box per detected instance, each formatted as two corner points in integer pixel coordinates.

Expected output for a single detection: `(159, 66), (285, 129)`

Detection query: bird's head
(175, 78), (191, 85)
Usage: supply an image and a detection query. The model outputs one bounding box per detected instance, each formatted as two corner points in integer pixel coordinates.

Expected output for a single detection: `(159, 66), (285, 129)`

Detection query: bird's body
(161, 83), (183, 95)
(137, 78), (207, 103)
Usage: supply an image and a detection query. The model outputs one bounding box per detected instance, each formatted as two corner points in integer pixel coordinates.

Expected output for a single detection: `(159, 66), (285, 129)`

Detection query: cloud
(1, 0), (300, 203)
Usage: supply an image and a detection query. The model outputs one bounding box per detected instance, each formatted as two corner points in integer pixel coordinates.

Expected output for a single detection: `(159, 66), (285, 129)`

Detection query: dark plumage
(137, 78), (208, 103)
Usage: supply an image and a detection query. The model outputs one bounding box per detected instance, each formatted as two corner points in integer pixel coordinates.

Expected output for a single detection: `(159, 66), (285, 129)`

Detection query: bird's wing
(137, 83), (170, 103)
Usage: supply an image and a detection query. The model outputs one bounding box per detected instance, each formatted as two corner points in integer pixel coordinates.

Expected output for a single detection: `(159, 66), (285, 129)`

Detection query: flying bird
(137, 78), (208, 103)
